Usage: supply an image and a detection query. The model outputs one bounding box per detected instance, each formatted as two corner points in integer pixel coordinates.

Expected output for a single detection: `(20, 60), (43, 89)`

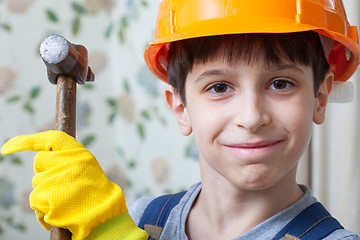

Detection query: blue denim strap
(138, 191), (187, 240)
(274, 202), (344, 240)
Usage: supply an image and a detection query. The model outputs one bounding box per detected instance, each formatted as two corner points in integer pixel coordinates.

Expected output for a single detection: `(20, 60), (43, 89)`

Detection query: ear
(165, 85), (192, 136)
(313, 71), (334, 124)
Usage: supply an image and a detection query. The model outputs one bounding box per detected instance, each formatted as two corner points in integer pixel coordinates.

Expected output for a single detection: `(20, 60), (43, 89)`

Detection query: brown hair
(167, 31), (330, 104)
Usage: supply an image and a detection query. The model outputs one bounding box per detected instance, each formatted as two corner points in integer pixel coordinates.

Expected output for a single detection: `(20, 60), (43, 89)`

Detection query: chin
(232, 169), (281, 191)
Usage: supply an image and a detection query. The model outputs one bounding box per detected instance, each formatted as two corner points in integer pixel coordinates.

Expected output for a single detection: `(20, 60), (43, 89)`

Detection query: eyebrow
(195, 69), (231, 82)
(268, 64), (305, 73)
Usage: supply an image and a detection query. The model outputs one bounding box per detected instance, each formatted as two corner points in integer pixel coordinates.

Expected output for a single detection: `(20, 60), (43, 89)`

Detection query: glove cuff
(86, 211), (148, 240)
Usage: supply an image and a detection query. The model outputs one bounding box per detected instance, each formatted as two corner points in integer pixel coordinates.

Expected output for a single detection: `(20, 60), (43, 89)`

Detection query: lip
(223, 140), (284, 155)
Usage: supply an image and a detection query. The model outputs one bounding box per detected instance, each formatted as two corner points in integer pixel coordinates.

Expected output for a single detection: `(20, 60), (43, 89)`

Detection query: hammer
(39, 34), (95, 240)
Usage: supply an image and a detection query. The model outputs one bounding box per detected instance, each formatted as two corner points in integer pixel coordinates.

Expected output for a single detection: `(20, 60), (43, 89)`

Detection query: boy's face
(167, 55), (332, 191)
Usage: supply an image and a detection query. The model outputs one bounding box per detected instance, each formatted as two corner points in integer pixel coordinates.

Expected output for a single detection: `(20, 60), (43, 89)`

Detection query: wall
(0, 0), (200, 239)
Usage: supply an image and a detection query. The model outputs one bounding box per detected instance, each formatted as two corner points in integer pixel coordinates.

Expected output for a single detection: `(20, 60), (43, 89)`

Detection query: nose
(233, 92), (271, 132)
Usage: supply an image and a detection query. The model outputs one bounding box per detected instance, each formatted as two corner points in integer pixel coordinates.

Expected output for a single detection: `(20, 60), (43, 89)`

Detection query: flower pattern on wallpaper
(84, 0), (116, 14)
(137, 64), (160, 98)
(76, 101), (92, 129)
(0, 66), (16, 95)
(4, 0), (33, 13)
(117, 93), (136, 123)
(89, 51), (108, 75)
(0, 177), (14, 209)
(0, 177), (26, 235)
(185, 137), (199, 161)
(0, 0), (200, 238)
(105, 163), (129, 194)
(151, 157), (170, 184)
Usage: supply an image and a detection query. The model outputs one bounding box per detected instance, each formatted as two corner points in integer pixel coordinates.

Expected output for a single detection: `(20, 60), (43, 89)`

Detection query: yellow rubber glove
(1, 131), (148, 240)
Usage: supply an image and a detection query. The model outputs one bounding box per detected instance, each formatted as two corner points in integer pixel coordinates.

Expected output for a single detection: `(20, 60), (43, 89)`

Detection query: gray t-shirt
(129, 182), (359, 239)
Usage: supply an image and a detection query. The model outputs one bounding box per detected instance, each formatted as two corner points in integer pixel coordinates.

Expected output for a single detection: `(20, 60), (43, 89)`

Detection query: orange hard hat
(144, 0), (360, 83)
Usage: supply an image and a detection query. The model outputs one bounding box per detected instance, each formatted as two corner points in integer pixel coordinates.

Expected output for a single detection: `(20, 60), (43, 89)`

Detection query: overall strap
(138, 191), (187, 240)
(274, 202), (344, 240)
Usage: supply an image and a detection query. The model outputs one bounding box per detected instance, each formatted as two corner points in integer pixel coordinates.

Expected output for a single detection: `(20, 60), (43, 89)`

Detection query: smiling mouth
(224, 140), (284, 154)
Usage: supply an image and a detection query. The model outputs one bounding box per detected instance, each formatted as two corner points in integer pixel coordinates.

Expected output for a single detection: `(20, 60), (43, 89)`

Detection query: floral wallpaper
(0, 0), (200, 239)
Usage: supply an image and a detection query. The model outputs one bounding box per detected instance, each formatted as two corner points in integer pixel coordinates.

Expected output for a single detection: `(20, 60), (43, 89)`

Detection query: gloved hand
(1, 130), (148, 240)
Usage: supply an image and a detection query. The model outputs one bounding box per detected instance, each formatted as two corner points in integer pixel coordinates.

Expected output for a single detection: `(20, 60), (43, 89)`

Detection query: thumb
(1, 130), (83, 155)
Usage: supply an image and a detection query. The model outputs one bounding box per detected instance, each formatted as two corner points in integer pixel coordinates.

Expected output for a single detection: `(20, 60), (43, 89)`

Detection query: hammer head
(40, 34), (95, 85)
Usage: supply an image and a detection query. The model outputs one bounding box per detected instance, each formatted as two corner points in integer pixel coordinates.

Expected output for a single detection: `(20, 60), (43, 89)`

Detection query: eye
(207, 83), (233, 94)
(213, 83), (228, 93)
(269, 79), (294, 91)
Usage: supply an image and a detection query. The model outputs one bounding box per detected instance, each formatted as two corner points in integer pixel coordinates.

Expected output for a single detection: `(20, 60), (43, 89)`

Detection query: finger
(1, 130), (82, 155)
(33, 147), (96, 174)
(33, 151), (70, 174)
(1, 134), (49, 155)
(35, 210), (50, 231)
(29, 190), (51, 230)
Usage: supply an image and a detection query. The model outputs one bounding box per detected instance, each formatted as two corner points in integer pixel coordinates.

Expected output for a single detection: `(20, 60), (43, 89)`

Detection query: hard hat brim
(144, 5), (360, 83)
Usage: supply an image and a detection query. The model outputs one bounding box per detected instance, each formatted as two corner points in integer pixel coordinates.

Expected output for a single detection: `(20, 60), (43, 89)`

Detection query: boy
(1, 0), (360, 239)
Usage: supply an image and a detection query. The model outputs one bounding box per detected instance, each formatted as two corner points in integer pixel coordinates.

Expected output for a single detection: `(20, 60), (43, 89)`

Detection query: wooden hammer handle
(55, 76), (77, 137)
(51, 75), (77, 240)
(51, 225), (72, 240)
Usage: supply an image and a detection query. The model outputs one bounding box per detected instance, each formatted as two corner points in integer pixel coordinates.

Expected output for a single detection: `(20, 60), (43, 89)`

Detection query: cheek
(275, 99), (314, 152)
(188, 98), (229, 132)
(191, 109), (224, 146)
(273, 95), (315, 127)
(188, 102), (231, 159)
